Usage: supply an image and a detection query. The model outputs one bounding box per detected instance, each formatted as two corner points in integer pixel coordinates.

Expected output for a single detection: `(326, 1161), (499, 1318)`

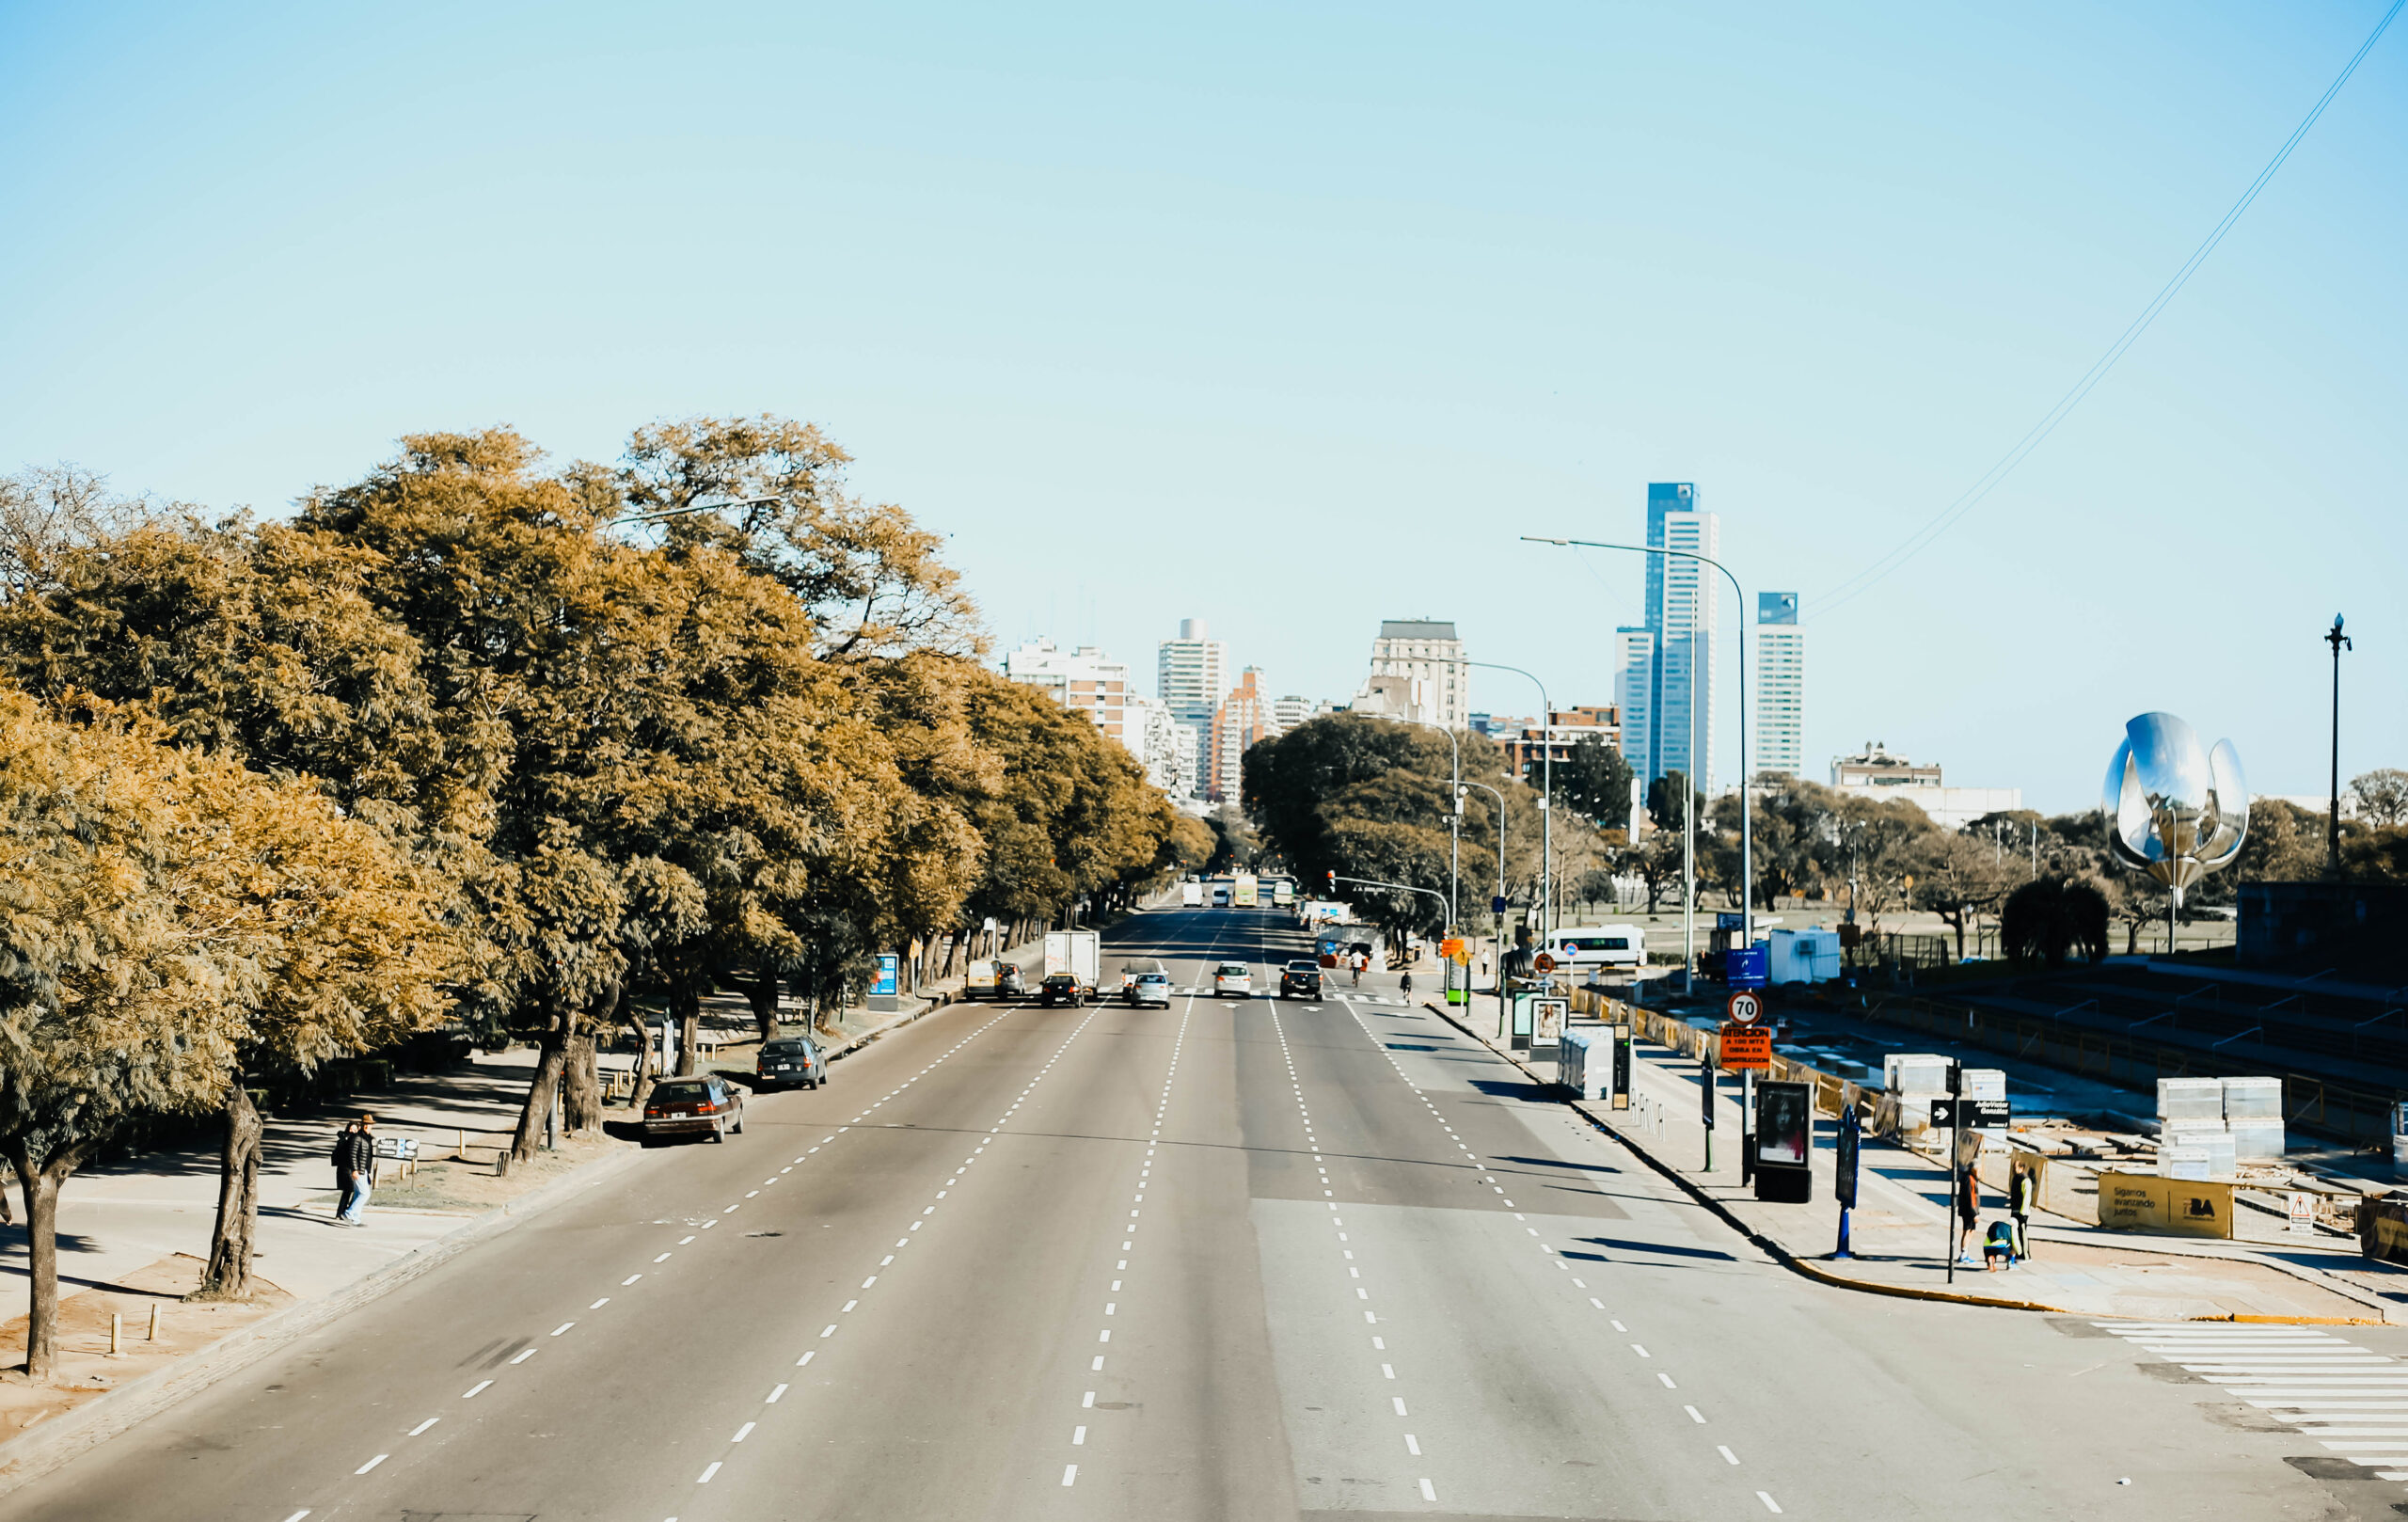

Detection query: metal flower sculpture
(2101, 712), (2249, 910)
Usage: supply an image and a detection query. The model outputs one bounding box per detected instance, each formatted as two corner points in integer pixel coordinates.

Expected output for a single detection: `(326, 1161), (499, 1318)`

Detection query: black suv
(1278, 959), (1323, 1000)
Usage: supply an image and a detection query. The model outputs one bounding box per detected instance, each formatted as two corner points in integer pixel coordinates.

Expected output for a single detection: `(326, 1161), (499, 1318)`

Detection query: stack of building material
(2159, 1078), (2235, 1179)
(2222, 1077), (2285, 1161)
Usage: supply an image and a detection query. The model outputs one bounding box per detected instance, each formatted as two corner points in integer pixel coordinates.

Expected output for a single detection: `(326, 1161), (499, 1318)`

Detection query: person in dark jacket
(338, 1117), (378, 1225)
(331, 1119), (360, 1225)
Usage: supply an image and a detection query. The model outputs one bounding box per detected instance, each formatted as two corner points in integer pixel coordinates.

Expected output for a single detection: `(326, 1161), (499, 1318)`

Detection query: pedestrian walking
(340, 1115), (379, 1225)
(2011, 1161), (2037, 1261)
(1954, 1165), (1980, 1267)
(331, 1118), (360, 1225)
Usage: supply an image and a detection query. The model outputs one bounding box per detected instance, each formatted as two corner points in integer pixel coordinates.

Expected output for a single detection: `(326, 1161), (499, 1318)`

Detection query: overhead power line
(1813, 1), (2404, 620)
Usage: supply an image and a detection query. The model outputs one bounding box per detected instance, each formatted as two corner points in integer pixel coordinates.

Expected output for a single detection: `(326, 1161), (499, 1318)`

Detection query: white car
(1212, 961), (1252, 998)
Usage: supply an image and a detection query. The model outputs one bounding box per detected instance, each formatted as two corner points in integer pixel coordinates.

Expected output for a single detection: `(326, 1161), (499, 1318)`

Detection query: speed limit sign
(1724, 990), (1764, 1025)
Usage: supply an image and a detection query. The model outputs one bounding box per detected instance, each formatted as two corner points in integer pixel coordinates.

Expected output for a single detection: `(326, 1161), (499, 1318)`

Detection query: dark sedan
(1278, 959), (1323, 1000)
(642, 1075), (745, 1144)
(1037, 973), (1085, 1007)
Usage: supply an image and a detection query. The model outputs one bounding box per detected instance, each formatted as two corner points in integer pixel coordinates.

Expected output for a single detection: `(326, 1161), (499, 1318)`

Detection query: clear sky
(3, 1), (2400, 812)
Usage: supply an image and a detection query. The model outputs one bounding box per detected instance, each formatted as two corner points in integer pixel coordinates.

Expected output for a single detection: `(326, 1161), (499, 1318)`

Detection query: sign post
(1944, 1062), (1963, 1284)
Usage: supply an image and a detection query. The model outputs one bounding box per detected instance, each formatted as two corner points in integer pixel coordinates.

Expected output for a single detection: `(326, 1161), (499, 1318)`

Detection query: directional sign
(1719, 1023), (1772, 1070)
(1726, 945), (1768, 990)
(1724, 990), (1764, 1025)
(1929, 1098), (2009, 1129)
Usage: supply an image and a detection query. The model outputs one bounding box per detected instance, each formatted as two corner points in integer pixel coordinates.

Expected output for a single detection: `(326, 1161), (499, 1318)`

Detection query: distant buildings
(1211, 668), (1276, 801)
(1615, 484), (1719, 790)
(1829, 741), (2020, 832)
(1754, 592), (1803, 778)
(1272, 693), (1314, 733)
(1497, 706), (1622, 788)
(1003, 638), (1131, 750)
(1156, 617), (1226, 800)
(1361, 619), (1467, 731)
(1124, 692), (1197, 798)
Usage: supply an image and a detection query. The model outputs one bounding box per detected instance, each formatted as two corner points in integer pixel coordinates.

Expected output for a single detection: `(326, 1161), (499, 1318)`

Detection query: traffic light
(1326, 870), (1337, 893)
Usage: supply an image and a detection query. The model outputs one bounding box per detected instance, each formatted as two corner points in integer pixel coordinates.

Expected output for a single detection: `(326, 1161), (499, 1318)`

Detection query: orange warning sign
(1719, 1023), (1772, 1071)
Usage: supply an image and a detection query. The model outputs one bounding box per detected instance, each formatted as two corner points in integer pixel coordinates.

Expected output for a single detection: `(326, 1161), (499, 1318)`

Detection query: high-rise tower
(1754, 592), (1802, 778)
(1615, 484), (1719, 789)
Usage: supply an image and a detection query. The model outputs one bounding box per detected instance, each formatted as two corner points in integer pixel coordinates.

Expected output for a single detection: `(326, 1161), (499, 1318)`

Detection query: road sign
(1440, 937), (1466, 963)
(1929, 1098), (2009, 1129)
(1726, 945), (1767, 990)
(1719, 1023), (1771, 1070)
(1533, 952), (1557, 973)
(1724, 990), (1764, 1025)
(1716, 912), (1747, 931)
(1491, 896), (1507, 914)
(2288, 1192), (2317, 1234)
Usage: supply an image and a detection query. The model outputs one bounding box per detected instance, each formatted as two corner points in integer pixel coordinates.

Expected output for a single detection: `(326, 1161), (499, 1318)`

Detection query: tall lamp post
(1524, 535), (1754, 964)
(1463, 779), (1509, 984)
(2327, 615), (2352, 880)
(1463, 659), (1553, 943)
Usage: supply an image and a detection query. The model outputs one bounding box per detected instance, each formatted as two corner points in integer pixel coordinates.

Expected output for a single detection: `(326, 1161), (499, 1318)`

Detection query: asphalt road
(7, 903), (2407, 1521)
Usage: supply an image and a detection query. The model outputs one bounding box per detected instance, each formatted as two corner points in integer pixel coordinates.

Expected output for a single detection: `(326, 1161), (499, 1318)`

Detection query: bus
(1261, 875), (1296, 908)
(1230, 873), (1259, 908)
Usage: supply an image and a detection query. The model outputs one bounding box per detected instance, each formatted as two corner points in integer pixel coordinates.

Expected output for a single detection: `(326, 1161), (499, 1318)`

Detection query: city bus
(1230, 873), (1259, 908)
(1261, 875), (1296, 908)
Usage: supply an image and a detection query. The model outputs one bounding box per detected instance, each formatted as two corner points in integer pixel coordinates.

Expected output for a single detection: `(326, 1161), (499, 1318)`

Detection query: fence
(1818, 987), (2400, 1148)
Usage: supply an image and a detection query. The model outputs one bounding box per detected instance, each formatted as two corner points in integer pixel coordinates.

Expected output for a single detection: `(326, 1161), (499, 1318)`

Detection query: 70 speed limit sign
(1724, 990), (1765, 1025)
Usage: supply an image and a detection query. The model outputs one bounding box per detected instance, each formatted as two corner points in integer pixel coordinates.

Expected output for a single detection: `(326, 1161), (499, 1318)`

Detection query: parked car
(1038, 973), (1085, 1007)
(643, 1075), (744, 1144)
(1278, 959), (1323, 1000)
(1212, 961), (1252, 998)
(1125, 959), (1172, 1007)
(755, 1036), (826, 1090)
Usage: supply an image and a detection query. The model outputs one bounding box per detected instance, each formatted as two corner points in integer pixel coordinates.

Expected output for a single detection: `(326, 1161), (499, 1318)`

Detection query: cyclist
(1399, 971), (1414, 999)
(1350, 953), (1364, 988)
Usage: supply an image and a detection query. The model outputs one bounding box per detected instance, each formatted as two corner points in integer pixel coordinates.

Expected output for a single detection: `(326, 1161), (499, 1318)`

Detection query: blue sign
(1491, 896), (1508, 914)
(1716, 912), (1748, 932)
(1726, 945), (1767, 990)
(872, 954), (899, 998)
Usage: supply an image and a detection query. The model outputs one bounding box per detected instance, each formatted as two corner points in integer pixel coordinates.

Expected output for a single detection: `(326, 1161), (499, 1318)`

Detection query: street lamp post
(1464, 660), (1553, 943)
(1463, 779), (1509, 986)
(2327, 614), (2352, 880)
(1523, 536), (1754, 974)
(1396, 717), (1462, 929)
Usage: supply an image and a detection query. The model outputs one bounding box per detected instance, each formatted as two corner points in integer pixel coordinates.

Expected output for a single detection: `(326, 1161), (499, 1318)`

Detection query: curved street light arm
(1521, 535), (1753, 956)
(1462, 658), (1554, 939)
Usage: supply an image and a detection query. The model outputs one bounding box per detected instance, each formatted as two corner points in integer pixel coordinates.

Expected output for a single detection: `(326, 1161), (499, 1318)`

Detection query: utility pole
(2328, 615), (2352, 880)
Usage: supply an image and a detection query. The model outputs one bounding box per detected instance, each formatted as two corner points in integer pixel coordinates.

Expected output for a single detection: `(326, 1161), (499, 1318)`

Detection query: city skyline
(3, 5), (2400, 811)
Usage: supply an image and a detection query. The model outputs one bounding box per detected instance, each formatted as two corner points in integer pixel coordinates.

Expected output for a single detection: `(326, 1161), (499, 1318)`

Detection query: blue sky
(3, 1), (2400, 812)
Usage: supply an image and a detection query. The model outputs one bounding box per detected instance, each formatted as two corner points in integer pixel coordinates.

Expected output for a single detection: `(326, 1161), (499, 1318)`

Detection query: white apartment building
(1271, 693), (1313, 733)
(1754, 591), (1803, 778)
(1156, 618), (1226, 794)
(1365, 619), (1466, 731)
(1123, 692), (1196, 796)
(1829, 742), (2021, 831)
(1003, 638), (1131, 747)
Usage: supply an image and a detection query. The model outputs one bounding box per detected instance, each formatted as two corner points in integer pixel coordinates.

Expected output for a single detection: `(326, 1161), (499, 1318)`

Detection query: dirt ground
(0, 1254), (293, 1435)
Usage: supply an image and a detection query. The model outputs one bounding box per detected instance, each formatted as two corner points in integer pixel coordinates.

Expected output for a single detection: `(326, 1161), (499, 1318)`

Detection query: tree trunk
(193, 1083), (263, 1300)
(626, 1006), (657, 1111)
(675, 986), (701, 1077)
(747, 955), (780, 1043)
(8, 1141), (87, 1381)
(510, 1014), (570, 1164)
(562, 980), (616, 1134)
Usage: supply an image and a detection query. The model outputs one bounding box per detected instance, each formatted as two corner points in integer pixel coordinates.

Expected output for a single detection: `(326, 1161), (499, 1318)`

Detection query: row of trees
(0, 421), (1196, 1374)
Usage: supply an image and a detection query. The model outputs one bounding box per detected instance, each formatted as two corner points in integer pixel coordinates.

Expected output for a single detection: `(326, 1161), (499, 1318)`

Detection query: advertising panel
(2097, 1172), (2233, 1238)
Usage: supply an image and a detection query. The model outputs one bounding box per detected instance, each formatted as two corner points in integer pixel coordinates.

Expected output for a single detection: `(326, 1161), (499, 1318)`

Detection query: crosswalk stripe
(2111, 1324), (2408, 1489)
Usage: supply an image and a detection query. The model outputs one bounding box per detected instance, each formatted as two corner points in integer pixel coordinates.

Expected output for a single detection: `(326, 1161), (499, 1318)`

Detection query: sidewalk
(1433, 1000), (2408, 1324)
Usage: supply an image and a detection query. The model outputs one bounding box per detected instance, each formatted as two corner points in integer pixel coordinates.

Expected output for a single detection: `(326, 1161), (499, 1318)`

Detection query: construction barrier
(2096, 1171), (2234, 1238)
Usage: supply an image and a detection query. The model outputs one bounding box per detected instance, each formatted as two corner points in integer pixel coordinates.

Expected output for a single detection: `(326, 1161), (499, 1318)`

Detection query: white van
(1545, 925), (1646, 974)
(1180, 880), (1203, 907)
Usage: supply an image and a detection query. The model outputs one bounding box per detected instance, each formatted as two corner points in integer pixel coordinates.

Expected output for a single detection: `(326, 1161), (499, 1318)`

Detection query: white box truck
(1044, 930), (1101, 997)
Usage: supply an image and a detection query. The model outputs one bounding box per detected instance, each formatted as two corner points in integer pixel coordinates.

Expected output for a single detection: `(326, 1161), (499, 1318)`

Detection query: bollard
(148, 1303), (160, 1341)
(110, 1312), (120, 1356)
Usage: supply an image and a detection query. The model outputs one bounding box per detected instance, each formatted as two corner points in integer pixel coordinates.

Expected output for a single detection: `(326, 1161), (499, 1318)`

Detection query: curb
(0, 1142), (643, 1498)
(1418, 999), (2377, 1327)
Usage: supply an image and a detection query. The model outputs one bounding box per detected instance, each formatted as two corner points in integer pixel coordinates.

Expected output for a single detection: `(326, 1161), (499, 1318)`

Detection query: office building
(1754, 592), (1803, 779)
(1272, 693), (1314, 734)
(1156, 618), (1227, 796)
(1614, 483), (1719, 789)
(1003, 638), (1131, 749)
(1124, 692), (1197, 797)
(1363, 619), (1466, 730)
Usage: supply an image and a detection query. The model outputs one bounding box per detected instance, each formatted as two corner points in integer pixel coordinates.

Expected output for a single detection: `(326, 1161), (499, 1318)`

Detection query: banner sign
(1719, 1023), (1772, 1070)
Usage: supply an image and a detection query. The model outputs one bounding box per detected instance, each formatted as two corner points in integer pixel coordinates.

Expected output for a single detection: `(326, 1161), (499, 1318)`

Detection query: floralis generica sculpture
(2102, 712), (2250, 948)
